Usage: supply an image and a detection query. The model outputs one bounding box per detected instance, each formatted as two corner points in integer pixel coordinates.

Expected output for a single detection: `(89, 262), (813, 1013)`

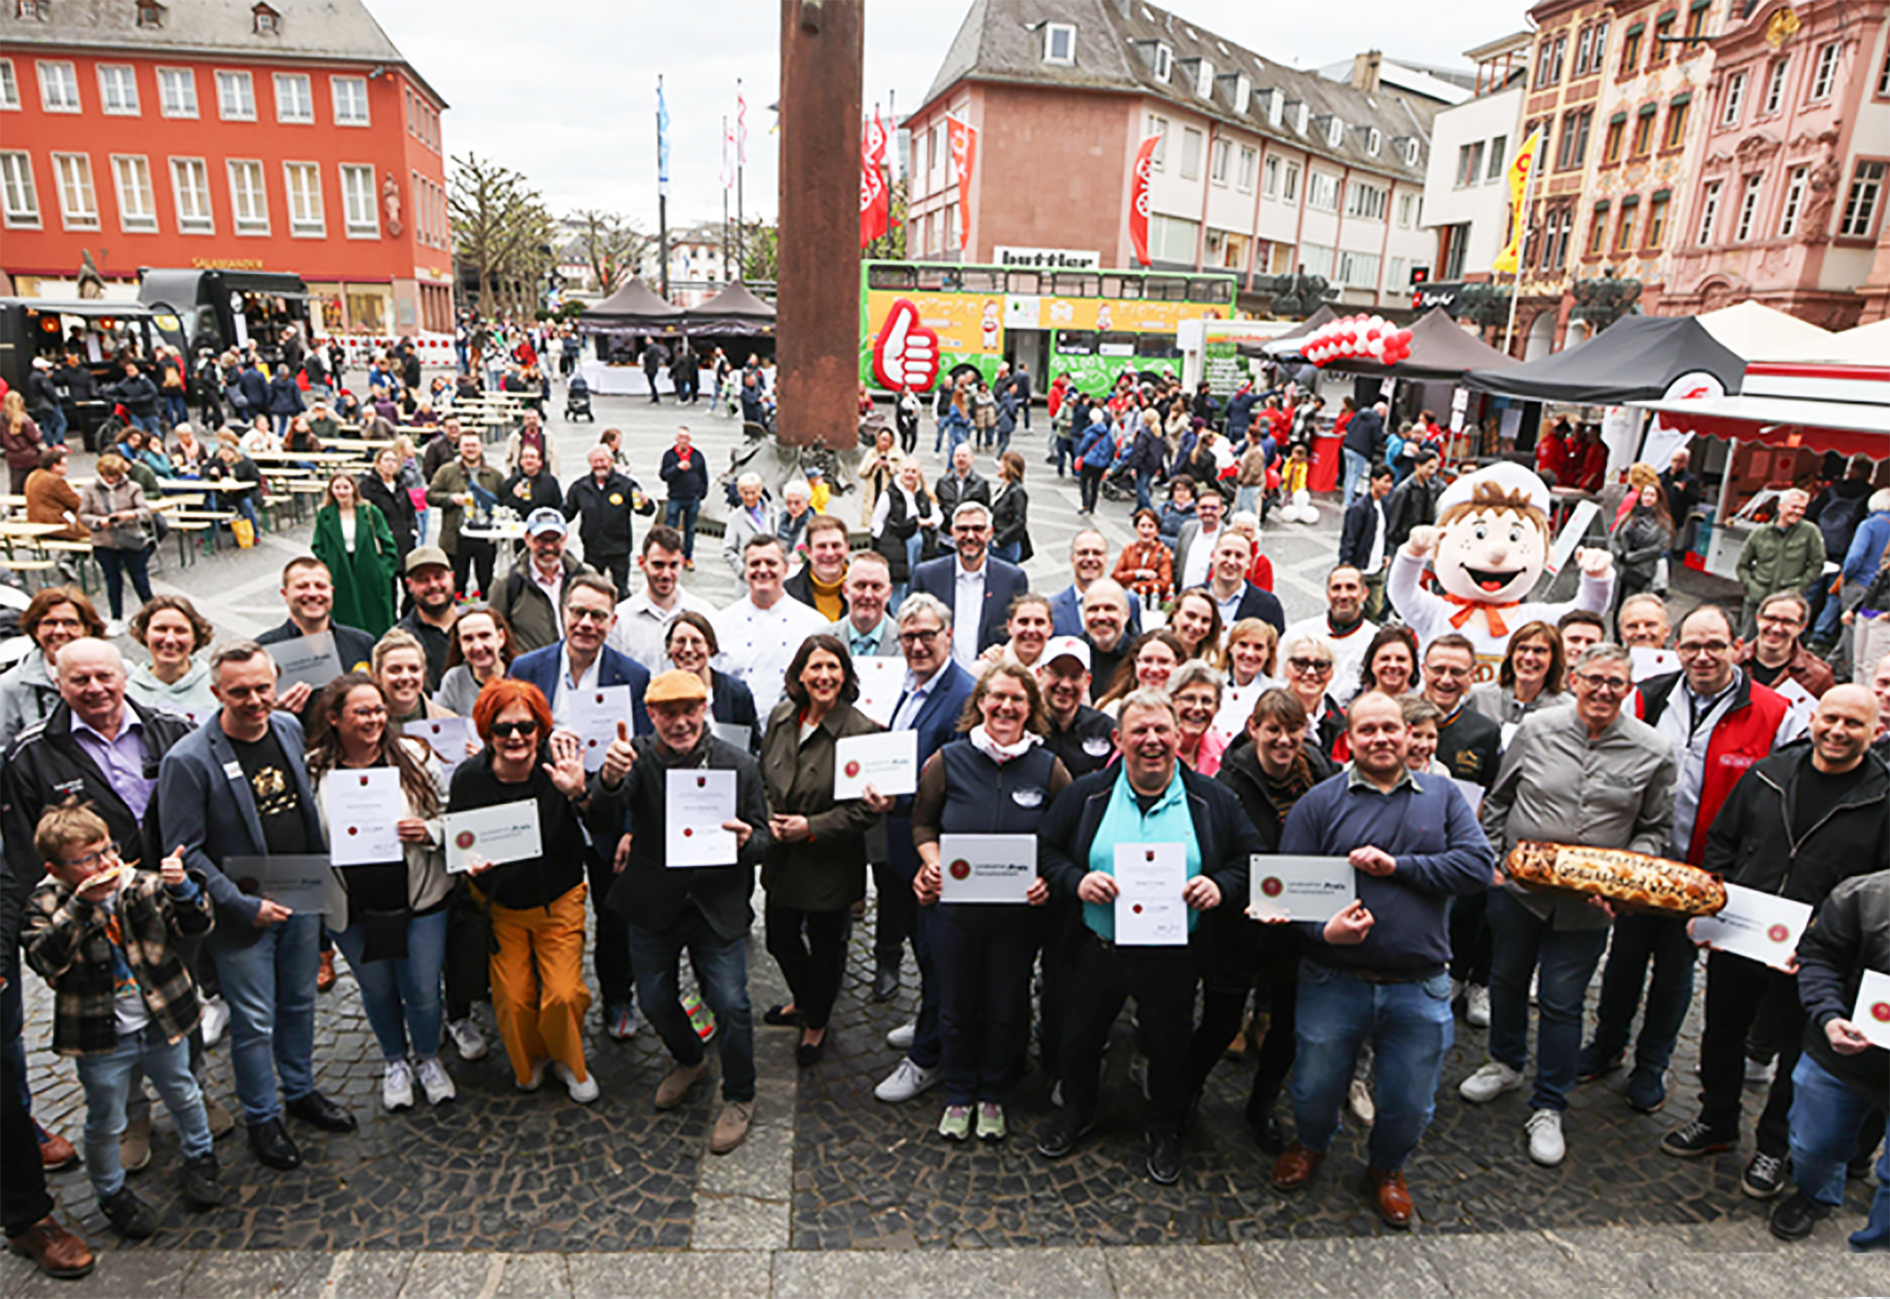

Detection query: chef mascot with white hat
(1389, 460), (1614, 679)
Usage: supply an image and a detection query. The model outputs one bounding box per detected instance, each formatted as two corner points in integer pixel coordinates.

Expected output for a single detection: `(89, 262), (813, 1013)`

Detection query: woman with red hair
(447, 679), (630, 1103)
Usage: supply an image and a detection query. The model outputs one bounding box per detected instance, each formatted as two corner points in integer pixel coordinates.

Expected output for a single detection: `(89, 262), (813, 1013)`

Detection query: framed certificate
(442, 802), (544, 873)
(323, 768), (406, 867)
(938, 833), (1035, 904)
(1246, 855), (1356, 923)
(1690, 883), (1813, 972)
(833, 730), (917, 800)
(266, 631), (341, 692)
(224, 855), (347, 925)
(1113, 843), (1187, 946)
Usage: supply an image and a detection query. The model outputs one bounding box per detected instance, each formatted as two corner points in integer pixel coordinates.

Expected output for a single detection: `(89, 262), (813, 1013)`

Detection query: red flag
(860, 113), (890, 247)
(864, 109), (888, 167)
(946, 116), (977, 250)
(1128, 134), (1159, 267)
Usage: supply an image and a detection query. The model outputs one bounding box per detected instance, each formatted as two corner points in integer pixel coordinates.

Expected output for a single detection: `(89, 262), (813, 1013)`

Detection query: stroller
(564, 376), (595, 422)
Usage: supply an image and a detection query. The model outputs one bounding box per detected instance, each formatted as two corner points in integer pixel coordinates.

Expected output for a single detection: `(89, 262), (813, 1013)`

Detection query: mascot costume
(1389, 461), (1614, 677)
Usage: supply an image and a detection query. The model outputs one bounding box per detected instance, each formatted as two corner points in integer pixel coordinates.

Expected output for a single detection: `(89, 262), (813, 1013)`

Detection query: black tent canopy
(1315, 306), (1518, 381)
(681, 281), (775, 336)
(576, 277), (682, 333)
(1463, 314), (1746, 403)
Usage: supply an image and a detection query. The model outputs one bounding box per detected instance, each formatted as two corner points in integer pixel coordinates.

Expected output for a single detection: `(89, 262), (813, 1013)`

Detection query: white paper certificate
(708, 721), (752, 750)
(1246, 855), (1356, 923)
(1631, 646), (1681, 682)
(323, 768), (406, 867)
(833, 730), (917, 800)
(443, 801), (543, 873)
(224, 855), (347, 924)
(267, 631), (341, 692)
(1852, 969), (1890, 1051)
(938, 833), (1036, 904)
(1690, 883), (1813, 972)
(666, 768), (737, 867)
(1546, 500), (1600, 574)
(404, 717), (478, 779)
(1114, 842), (1188, 946)
(852, 657), (904, 727)
(568, 685), (634, 772)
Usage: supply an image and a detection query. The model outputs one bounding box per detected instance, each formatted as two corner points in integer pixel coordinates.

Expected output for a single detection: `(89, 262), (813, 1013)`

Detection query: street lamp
(1570, 267), (1642, 331)
(1258, 272), (1335, 319)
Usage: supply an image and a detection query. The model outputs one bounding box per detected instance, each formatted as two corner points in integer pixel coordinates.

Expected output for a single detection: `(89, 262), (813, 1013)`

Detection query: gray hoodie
(125, 657), (217, 720)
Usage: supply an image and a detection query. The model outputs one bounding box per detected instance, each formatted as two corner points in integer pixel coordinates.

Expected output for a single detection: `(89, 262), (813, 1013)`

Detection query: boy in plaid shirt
(22, 800), (222, 1238)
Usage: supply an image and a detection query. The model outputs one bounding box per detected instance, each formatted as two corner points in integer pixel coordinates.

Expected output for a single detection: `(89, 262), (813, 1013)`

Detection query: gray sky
(372, 0), (1522, 229)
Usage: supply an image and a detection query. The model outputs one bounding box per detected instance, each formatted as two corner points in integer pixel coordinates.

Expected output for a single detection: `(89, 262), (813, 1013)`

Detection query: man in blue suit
(1048, 529), (1144, 639)
(908, 501), (1029, 670)
(508, 573), (652, 1040)
(871, 593), (975, 1102)
(158, 641), (356, 1175)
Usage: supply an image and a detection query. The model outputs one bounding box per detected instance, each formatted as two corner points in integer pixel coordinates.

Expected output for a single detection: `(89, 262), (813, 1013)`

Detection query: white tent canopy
(1761, 316), (1890, 365)
(1694, 300), (1833, 359)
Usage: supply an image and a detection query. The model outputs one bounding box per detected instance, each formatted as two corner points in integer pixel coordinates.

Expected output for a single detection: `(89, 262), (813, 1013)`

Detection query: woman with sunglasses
(1279, 631), (1347, 759)
(447, 680), (629, 1103)
(1468, 620), (1568, 737)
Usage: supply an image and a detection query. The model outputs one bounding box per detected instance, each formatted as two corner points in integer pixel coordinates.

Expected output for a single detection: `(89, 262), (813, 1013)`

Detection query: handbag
(231, 515), (256, 548)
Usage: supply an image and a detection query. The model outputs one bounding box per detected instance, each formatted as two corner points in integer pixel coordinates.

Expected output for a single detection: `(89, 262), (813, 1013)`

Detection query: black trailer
(136, 268), (310, 368)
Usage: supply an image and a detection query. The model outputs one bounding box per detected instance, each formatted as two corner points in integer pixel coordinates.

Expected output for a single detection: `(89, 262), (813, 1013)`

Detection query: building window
(1556, 108), (1592, 171)
(1721, 71), (1746, 127)
(1326, 116), (1344, 148)
(1652, 11), (1676, 64)
(1615, 197), (1640, 253)
(1620, 25), (1643, 75)
(1346, 182), (1387, 220)
(1153, 43), (1172, 82)
(1336, 250), (1379, 289)
(1455, 140), (1485, 187)
(157, 67), (196, 117)
(284, 161), (323, 236)
(1808, 40), (1840, 100)
(1263, 155), (1279, 196)
(1646, 192), (1669, 247)
(1683, 1), (1707, 42)
(1880, 39), (1890, 96)
(1587, 202), (1610, 255)
(1586, 20), (1610, 73)
(1210, 137), (1229, 185)
(1840, 160), (1885, 238)
(110, 154), (155, 231)
(227, 159), (268, 235)
(1403, 137), (1420, 167)
(1602, 116), (1626, 164)
(1663, 96), (1690, 150)
(1367, 127), (1381, 156)
(0, 60), (15, 110)
(37, 60), (79, 112)
(1267, 89), (1283, 127)
(1631, 105), (1657, 156)
(1294, 101), (1308, 134)
(1179, 126), (1202, 180)
(0, 152), (40, 227)
(216, 70), (255, 120)
(1534, 33), (1567, 87)
(1042, 22), (1075, 65)
(340, 163), (377, 237)
(1307, 170), (1339, 210)
(1233, 73), (1251, 113)
(1283, 162), (1299, 202)
(1763, 57), (1789, 114)
(1574, 25), (1595, 76)
(1196, 59), (1214, 100)
(1397, 191), (1417, 227)
(136, 0), (163, 27)
(97, 64), (138, 114)
(1696, 180), (1721, 243)
(51, 152), (97, 229)
(170, 157), (212, 233)
(1537, 201), (1574, 271)
(1487, 135), (1507, 181)
(1299, 242), (1334, 279)
(1774, 166), (1809, 237)
(274, 72), (312, 123)
(332, 76), (369, 126)
(17, 0), (48, 16)
(1147, 213), (1199, 262)
(1734, 173), (1763, 240)
(1441, 224), (1468, 279)
(1236, 145), (1256, 193)
(1148, 114), (1168, 169)
(252, 2), (279, 35)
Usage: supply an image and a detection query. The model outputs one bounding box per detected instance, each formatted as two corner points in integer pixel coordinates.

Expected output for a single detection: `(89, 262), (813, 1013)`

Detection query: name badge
(1082, 736), (1112, 757)
(1011, 786), (1044, 808)
(223, 760), (244, 780)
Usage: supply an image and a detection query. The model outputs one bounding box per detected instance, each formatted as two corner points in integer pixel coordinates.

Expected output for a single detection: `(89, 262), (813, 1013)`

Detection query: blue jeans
(1788, 1054), (1890, 1250)
(330, 909), (447, 1062)
(1587, 912), (1696, 1079)
(1811, 576), (1846, 645)
(37, 405), (67, 446)
(1341, 447), (1369, 509)
(1235, 484), (1263, 518)
(992, 541), (1021, 565)
(932, 904), (1035, 1105)
(220, 491), (260, 536)
(95, 544), (154, 619)
(210, 913), (320, 1125)
(1135, 469), (1155, 512)
(1291, 961), (1455, 1171)
(1485, 890), (1609, 1112)
(625, 908), (755, 1103)
(163, 394), (189, 428)
(75, 1026), (211, 1199)
(665, 497), (701, 560)
(1053, 438), (1073, 478)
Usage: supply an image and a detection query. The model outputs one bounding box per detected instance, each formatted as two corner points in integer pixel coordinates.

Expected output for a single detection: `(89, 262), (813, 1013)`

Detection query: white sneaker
(1449, 977), (1465, 1005)
(875, 1057), (941, 1103)
(885, 1022), (916, 1051)
(1466, 984), (1492, 1027)
(551, 1060), (599, 1104)
(1744, 1056), (1777, 1086)
(446, 1017), (488, 1061)
(104, 618), (126, 639)
(201, 996), (231, 1049)
(1460, 1060), (1527, 1104)
(414, 1057), (456, 1105)
(1526, 1108), (1566, 1166)
(1348, 1077), (1376, 1126)
(382, 1059), (415, 1112)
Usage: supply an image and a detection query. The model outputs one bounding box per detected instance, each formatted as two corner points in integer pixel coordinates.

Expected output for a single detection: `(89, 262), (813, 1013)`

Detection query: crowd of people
(1, 358), (1888, 1281)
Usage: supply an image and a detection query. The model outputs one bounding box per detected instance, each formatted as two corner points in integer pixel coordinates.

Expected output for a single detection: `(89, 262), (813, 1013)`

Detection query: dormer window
(136, 0), (163, 26)
(17, 0), (48, 18)
(1294, 101), (1309, 134)
(1398, 136), (1420, 166)
(1042, 22), (1075, 65)
(1196, 59), (1214, 99)
(252, 3), (279, 35)
(1326, 116), (1344, 148)
(1267, 89), (1283, 127)
(1153, 42), (1173, 81)
(1233, 73), (1251, 114)
(1367, 127), (1381, 155)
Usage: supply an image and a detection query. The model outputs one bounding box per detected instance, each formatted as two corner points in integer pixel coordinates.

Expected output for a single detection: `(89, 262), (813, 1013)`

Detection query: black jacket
(26, 370), (60, 418)
(1384, 473), (1445, 547)
(1702, 744), (1890, 907)
(659, 447), (709, 503)
(992, 483), (1030, 554)
(1795, 870), (1890, 1111)
(563, 470), (640, 560)
(1339, 493), (1387, 570)
(935, 469), (991, 523)
(1207, 741), (1336, 979)
(1043, 705), (1117, 779)
(1435, 702), (1504, 787)
(445, 747), (622, 912)
(782, 567), (847, 619)
(358, 471), (418, 552)
(501, 467), (562, 516)
(112, 371), (160, 416)
(1342, 407), (1385, 461)
(603, 734), (772, 941)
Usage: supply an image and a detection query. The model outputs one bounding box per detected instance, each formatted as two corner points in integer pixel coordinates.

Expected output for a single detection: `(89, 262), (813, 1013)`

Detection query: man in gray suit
(828, 551), (901, 659)
(157, 642), (355, 1175)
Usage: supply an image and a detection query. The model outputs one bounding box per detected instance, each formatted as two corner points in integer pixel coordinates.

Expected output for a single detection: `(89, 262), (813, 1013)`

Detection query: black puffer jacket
(1702, 743), (1890, 907)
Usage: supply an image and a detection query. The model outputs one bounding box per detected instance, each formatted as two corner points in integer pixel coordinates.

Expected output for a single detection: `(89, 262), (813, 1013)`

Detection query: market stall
(575, 278), (684, 396)
(1309, 307), (1520, 463)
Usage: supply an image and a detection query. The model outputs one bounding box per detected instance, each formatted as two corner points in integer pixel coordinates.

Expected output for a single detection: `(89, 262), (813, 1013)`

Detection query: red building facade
(1, 0), (453, 337)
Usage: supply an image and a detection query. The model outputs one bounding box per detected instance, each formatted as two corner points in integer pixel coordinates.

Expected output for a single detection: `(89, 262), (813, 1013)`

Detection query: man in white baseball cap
(489, 506), (596, 655)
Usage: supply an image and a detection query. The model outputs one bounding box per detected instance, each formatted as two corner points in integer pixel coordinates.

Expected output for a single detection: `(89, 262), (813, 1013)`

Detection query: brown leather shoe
(8, 1216), (95, 1279)
(36, 1124), (78, 1173)
(1366, 1166), (1414, 1228)
(317, 949), (337, 994)
(1270, 1141), (1325, 1192)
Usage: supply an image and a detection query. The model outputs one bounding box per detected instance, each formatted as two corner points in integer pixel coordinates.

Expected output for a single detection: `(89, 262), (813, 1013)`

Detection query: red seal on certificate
(347, 826), (358, 836)
(1767, 924), (1789, 944)
(844, 761), (861, 778)
(1871, 1001), (1890, 1024)
(683, 828), (693, 838)
(949, 860), (971, 881)
(455, 831), (475, 850)
(1132, 903), (1144, 914)
(1261, 877), (1284, 898)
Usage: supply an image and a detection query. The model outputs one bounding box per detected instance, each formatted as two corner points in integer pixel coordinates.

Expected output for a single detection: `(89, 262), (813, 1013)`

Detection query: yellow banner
(863, 290), (1211, 354)
(1492, 129), (1544, 275)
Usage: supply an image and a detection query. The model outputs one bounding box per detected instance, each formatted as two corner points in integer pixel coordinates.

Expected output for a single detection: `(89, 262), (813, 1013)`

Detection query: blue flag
(657, 80), (670, 198)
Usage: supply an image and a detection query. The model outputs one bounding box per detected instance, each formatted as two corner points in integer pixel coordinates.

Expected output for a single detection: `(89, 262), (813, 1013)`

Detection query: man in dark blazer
(1170, 490), (1228, 593)
(506, 574), (652, 1040)
(1048, 529), (1143, 638)
(254, 557), (376, 725)
(908, 501), (1028, 669)
(1204, 531), (1286, 632)
(933, 443), (991, 522)
(1340, 464), (1394, 619)
(871, 592), (977, 1101)
(158, 641), (355, 1175)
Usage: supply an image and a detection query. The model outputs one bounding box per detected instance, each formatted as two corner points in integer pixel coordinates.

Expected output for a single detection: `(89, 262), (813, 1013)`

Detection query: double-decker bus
(860, 259), (1237, 397)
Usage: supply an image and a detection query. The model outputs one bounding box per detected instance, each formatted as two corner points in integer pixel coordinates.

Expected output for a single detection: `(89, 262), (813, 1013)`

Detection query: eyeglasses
(1756, 614), (1804, 629)
(58, 843), (121, 871)
(1676, 640), (1732, 657)
(488, 719), (539, 738)
(565, 607), (612, 624)
(1577, 674), (1632, 694)
(1288, 657), (1333, 674)
(899, 628), (941, 645)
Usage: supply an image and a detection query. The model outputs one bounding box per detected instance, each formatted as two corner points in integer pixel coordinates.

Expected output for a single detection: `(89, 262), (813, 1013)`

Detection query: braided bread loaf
(1503, 841), (1726, 917)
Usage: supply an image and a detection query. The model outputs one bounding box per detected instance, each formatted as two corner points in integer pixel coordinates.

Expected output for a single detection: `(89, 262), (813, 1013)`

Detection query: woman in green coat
(313, 470), (399, 638)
